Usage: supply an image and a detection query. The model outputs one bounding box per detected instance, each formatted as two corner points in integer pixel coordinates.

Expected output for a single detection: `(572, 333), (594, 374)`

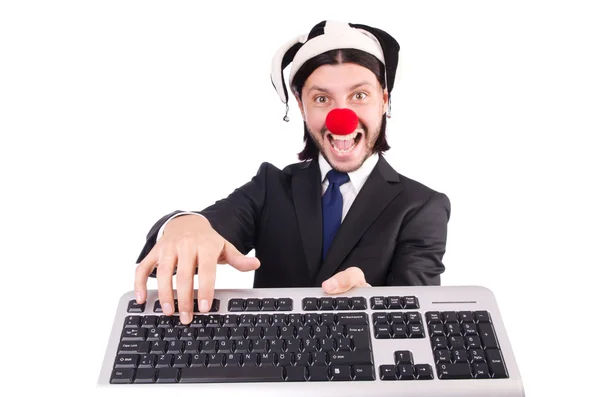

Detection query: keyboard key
(330, 365), (352, 381)
(478, 323), (499, 349)
(379, 365), (396, 380)
(261, 298), (277, 311)
(157, 367), (180, 383)
(246, 299), (261, 311)
(486, 349), (508, 378)
(127, 300), (145, 313)
(414, 364), (434, 380)
(285, 366), (307, 381)
(352, 365), (375, 380)
(302, 298), (319, 310)
(319, 298), (335, 310)
(228, 299), (245, 312)
(133, 368), (157, 383)
(181, 366), (284, 382)
(350, 297), (367, 310)
(370, 296), (386, 309)
(110, 369), (135, 384)
(329, 350), (373, 366)
(397, 364), (414, 380)
(403, 296), (419, 309)
(394, 350), (413, 365)
(277, 298), (293, 311)
(337, 313), (368, 325)
(437, 363), (472, 379)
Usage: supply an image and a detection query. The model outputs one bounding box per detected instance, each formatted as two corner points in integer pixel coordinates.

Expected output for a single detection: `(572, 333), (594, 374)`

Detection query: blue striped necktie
(322, 169), (350, 261)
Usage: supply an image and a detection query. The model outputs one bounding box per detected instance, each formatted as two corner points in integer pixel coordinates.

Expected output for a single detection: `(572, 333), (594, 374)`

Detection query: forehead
(304, 63), (379, 92)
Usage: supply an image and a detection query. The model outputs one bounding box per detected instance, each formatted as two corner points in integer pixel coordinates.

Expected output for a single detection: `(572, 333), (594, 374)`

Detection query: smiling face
(295, 63), (388, 173)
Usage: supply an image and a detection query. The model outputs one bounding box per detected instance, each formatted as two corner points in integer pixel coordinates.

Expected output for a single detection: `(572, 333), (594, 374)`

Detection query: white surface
(1, 1), (598, 396)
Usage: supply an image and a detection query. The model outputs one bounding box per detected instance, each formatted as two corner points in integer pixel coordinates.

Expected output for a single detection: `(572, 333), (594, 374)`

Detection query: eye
(315, 96), (328, 104)
(354, 92), (368, 100)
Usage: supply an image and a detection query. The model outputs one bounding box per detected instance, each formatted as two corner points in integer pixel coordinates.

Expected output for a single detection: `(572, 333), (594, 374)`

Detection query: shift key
(329, 350), (373, 365)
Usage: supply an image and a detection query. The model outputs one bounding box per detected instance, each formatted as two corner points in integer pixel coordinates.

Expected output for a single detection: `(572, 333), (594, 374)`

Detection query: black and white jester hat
(271, 20), (400, 121)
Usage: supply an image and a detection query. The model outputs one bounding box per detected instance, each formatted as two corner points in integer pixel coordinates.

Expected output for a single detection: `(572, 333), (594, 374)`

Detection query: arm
(386, 192), (451, 286)
(135, 162), (270, 265)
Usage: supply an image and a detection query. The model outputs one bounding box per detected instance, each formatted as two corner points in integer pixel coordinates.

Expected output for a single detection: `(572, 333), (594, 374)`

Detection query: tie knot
(326, 169), (350, 186)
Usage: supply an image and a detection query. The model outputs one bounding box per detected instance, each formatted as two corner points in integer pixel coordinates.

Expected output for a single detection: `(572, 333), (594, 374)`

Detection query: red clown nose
(325, 108), (359, 135)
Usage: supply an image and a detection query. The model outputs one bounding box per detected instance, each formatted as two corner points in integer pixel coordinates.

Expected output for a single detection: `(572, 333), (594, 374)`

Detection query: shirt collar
(318, 151), (380, 193)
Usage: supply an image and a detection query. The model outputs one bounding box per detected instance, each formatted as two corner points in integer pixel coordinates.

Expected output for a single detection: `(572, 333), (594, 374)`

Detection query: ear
(382, 90), (389, 116)
(294, 94), (306, 121)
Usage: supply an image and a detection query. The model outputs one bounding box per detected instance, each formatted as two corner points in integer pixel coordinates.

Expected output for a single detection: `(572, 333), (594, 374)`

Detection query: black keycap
(386, 296), (402, 309)
(437, 363), (472, 379)
(277, 298), (293, 311)
(330, 365), (352, 380)
(394, 350), (413, 365)
(486, 349), (508, 378)
(442, 312), (459, 323)
(228, 299), (245, 312)
(302, 298), (319, 311)
(414, 364), (434, 380)
(110, 369), (135, 384)
(308, 366), (329, 381)
(397, 364), (415, 380)
(426, 312), (442, 323)
(472, 362), (490, 378)
(319, 298), (335, 310)
(335, 298), (350, 310)
(337, 313), (368, 325)
(194, 299), (220, 313)
(133, 368), (157, 383)
(127, 300), (145, 313)
(261, 298), (277, 311)
(350, 297), (367, 310)
(435, 350), (452, 364)
(474, 310), (491, 323)
(180, 366), (284, 382)
(352, 365), (375, 380)
(379, 365), (396, 380)
(375, 325), (391, 339)
(370, 296), (386, 309)
(403, 296), (419, 309)
(246, 299), (261, 311)
(157, 367), (180, 383)
(114, 354), (140, 368)
(329, 350), (372, 366)
(285, 366), (307, 381)
(479, 323), (499, 349)
(408, 324), (425, 338)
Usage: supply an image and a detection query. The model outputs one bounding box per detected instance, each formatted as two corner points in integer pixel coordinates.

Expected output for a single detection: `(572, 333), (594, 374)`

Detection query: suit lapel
(291, 159), (323, 280)
(315, 155), (403, 283)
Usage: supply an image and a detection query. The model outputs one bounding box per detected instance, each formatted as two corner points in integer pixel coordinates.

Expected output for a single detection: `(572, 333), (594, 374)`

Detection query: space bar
(180, 366), (284, 383)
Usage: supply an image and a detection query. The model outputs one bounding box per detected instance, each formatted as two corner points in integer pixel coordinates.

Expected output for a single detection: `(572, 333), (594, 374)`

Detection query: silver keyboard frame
(98, 285), (525, 397)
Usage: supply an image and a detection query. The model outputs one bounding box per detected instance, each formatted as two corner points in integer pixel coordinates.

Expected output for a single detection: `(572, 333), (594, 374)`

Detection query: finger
(219, 240), (261, 271)
(134, 246), (159, 304)
(322, 267), (367, 294)
(175, 240), (197, 324)
(196, 246), (217, 313)
(156, 245), (177, 315)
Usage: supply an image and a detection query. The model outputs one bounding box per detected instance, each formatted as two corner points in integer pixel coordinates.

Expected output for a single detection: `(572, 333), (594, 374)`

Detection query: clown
(134, 21), (451, 326)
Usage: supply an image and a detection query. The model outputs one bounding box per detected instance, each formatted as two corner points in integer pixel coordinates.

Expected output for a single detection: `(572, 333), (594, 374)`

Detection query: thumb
(218, 240), (260, 271)
(322, 267), (368, 294)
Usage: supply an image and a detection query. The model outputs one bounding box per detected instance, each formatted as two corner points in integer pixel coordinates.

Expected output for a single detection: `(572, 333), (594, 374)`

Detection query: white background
(1, 0), (598, 396)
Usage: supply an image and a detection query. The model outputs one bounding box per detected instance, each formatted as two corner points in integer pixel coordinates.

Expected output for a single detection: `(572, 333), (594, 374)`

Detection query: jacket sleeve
(135, 162), (270, 268)
(386, 191), (451, 286)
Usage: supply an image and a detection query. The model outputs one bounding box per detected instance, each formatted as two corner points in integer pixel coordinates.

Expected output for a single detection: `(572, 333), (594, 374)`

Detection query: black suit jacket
(137, 155), (451, 288)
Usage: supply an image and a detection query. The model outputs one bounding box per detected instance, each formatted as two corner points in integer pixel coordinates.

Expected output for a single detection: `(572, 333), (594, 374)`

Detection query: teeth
(331, 132), (358, 141)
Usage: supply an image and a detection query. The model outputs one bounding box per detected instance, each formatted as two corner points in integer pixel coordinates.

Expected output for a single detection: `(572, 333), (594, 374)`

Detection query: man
(134, 21), (451, 325)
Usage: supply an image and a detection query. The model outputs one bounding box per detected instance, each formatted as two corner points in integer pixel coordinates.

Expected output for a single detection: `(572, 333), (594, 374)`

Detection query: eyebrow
(307, 81), (372, 94)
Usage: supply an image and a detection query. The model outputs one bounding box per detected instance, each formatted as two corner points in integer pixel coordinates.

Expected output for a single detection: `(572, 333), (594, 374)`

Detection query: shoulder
(381, 156), (450, 209)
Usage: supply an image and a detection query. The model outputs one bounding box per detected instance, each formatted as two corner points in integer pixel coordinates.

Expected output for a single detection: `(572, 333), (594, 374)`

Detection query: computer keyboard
(98, 285), (525, 396)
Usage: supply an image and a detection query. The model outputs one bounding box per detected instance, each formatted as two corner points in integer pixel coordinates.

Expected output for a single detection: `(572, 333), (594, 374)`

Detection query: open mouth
(327, 132), (363, 154)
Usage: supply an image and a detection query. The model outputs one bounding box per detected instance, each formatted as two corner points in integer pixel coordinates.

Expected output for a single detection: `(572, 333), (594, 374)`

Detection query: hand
(321, 266), (371, 294)
(134, 215), (260, 324)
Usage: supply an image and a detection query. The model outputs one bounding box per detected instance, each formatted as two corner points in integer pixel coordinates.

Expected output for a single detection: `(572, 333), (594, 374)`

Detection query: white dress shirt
(157, 152), (380, 237)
